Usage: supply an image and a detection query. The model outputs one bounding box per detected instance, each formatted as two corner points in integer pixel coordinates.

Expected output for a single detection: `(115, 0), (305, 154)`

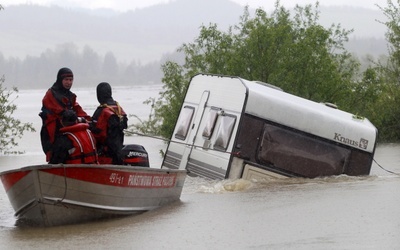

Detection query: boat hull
(1, 164), (186, 226)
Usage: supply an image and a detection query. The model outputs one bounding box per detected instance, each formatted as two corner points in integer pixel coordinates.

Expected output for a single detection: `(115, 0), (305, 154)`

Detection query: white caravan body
(162, 74), (377, 180)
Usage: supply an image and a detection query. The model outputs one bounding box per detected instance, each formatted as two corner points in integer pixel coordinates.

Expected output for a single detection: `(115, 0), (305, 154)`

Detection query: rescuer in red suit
(39, 67), (91, 162)
(91, 82), (128, 165)
(49, 110), (98, 164)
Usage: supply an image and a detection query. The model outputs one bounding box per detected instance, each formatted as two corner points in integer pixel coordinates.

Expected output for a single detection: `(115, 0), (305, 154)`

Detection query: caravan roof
(241, 78), (377, 153)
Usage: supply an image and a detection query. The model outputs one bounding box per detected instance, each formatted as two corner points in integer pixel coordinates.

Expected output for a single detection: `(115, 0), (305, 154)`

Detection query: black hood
(51, 67), (73, 92)
(97, 82), (114, 104)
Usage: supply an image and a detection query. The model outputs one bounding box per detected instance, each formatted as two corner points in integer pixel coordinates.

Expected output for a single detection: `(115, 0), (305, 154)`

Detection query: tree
(371, 0), (400, 141)
(132, 1), (360, 139)
(102, 51), (118, 78)
(380, 0), (400, 83)
(156, 61), (190, 139)
(0, 75), (35, 154)
(81, 45), (101, 76)
(127, 61), (189, 141)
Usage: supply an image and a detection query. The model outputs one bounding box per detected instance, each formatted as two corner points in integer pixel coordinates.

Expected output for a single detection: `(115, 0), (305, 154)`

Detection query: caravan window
(174, 106), (195, 140)
(258, 123), (351, 176)
(202, 107), (220, 139)
(214, 114), (236, 151)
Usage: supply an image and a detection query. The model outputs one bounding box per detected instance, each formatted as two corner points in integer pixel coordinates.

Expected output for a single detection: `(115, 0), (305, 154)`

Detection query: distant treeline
(0, 43), (179, 89)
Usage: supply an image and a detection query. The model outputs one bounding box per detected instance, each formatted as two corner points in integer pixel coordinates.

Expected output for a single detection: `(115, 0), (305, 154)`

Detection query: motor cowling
(121, 144), (150, 167)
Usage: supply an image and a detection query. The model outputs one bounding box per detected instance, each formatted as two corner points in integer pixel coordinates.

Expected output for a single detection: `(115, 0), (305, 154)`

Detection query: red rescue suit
(93, 103), (127, 164)
(94, 104), (127, 145)
(60, 123), (98, 164)
(42, 89), (89, 140)
(41, 89), (90, 161)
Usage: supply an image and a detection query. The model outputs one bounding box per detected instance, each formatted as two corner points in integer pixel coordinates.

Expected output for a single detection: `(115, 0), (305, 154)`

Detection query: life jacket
(60, 123), (98, 164)
(94, 102), (127, 145)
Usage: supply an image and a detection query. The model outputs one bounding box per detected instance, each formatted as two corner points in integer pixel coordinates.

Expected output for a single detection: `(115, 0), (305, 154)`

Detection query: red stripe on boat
(41, 167), (177, 188)
(0, 170), (31, 192)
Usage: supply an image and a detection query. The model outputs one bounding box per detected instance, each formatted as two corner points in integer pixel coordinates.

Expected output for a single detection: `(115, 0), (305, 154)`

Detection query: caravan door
(178, 91), (210, 169)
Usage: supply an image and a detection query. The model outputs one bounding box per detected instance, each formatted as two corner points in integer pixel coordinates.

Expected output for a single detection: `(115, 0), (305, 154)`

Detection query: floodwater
(0, 86), (399, 249)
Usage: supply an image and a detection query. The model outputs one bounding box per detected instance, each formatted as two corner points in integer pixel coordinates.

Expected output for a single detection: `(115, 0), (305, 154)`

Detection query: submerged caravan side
(230, 79), (378, 179)
(162, 74), (247, 179)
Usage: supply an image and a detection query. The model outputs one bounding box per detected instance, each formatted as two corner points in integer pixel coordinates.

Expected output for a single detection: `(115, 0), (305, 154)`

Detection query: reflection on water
(2, 172), (398, 249)
(0, 87), (399, 249)
(1, 167), (399, 249)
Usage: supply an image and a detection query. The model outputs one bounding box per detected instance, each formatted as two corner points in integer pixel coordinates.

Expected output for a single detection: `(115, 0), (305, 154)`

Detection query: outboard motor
(121, 144), (150, 167)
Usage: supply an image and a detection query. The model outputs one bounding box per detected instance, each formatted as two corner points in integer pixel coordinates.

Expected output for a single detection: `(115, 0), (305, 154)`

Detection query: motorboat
(0, 163), (186, 227)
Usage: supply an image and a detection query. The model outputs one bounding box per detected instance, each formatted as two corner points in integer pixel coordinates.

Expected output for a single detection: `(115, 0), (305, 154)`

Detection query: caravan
(162, 74), (378, 180)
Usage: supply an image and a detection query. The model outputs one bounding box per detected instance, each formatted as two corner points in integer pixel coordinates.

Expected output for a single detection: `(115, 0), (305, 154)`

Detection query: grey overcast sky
(0, 0), (387, 11)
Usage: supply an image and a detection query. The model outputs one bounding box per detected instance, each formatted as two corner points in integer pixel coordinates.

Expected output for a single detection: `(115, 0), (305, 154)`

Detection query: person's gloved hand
(77, 117), (87, 123)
